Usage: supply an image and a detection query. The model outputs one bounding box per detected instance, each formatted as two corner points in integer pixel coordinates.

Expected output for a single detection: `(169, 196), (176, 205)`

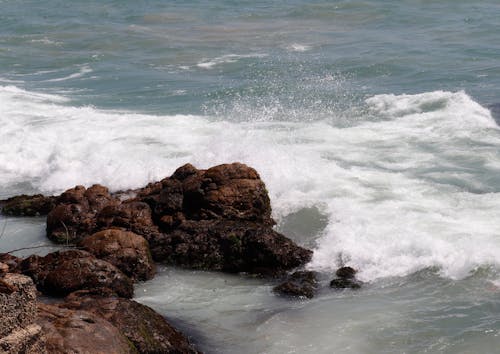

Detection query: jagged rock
(63, 291), (200, 353)
(149, 219), (312, 276)
(95, 200), (162, 240)
(80, 229), (155, 281)
(0, 273), (46, 353)
(330, 266), (362, 289)
(37, 303), (136, 354)
(273, 271), (318, 299)
(19, 250), (133, 298)
(0, 194), (56, 216)
(141, 163), (274, 227)
(0, 253), (21, 273)
(46, 185), (116, 243)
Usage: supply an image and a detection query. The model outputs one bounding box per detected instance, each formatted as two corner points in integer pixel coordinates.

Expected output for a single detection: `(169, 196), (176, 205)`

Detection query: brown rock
(80, 229), (155, 281)
(37, 303), (136, 354)
(0, 194), (56, 216)
(19, 250), (133, 298)
(46, 185), (116, 243)
(64, 292), (199, 353)
(96, 200), (162, 241)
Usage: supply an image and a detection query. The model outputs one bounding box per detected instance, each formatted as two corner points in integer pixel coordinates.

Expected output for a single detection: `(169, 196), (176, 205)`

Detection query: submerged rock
(19, 250), (133, 298)
(80, 229), (156, 281)
(64, 291), (200, 354)
(274, 270), (318, 298)
(0, 194), (56, 217)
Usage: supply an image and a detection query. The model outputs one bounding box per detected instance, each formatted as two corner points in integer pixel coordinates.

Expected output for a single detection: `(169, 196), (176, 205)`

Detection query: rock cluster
(330, 266), (362, 289)
(1, 162), (316, 353)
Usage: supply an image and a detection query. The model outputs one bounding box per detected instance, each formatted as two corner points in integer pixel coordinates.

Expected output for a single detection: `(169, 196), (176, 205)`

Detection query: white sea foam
(1, 86), (499, 281)
(197, 54), (268, 69)
(286, 43), (312, 52)
(44, 65), (93, 82)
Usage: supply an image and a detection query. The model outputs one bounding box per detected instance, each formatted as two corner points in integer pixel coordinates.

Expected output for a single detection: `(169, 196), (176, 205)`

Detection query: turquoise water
(1, 1), (500, 353)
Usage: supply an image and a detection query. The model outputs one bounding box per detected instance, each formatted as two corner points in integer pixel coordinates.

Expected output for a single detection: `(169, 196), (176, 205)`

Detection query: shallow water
(1, 1), (500, 352)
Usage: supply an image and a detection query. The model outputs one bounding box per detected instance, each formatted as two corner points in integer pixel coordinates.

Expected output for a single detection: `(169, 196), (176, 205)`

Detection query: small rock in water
(274, 270), (318, 298)
(330, 266), (362, 290)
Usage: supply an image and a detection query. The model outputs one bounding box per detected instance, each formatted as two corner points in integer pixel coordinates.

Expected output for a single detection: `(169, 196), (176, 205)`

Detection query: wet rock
(274, 270), (318, 298)
(37, 303), (136, 354)
(95, 200), (161, 240)
(46, 185), (116, 243)
(0, 194), (56, 216)
(150, 219), (312, 276)
(19, 250), (133, 298)
(64, 291), (200, 354)
(80, 229), (155, 281)
(141, 163), (274, 227)
(335, 266), (356, 279)
(330, 266), (362, 289)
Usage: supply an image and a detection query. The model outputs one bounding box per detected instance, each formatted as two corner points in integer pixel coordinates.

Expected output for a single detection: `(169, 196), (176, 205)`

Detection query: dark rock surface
(37, 302), (136, 354)
(63, 291), (200, 354)
(0, 194), (56, 216)
(19, 250), (133, 298)
(80, 229), (156, 281)
(330, 266), (362, 289)
(149, 219), (312, 275)
(274, 270), (318, 298)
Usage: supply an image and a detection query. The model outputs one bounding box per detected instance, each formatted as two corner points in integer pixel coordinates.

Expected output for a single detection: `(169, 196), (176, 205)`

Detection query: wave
(1, 86), (499, 281)
(44, 65), (93, 82)
(197, 54), (268, 69)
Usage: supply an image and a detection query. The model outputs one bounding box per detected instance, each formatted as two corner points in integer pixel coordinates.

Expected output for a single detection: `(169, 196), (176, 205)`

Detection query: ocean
(1, 1), (500, 352)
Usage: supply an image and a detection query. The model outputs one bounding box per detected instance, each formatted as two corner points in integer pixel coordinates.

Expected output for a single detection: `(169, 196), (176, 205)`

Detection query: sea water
(1, 1), (499, 352)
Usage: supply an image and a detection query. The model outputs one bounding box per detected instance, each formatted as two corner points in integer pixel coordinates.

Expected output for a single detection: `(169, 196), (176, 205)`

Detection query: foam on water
(1, 85), (500, 281)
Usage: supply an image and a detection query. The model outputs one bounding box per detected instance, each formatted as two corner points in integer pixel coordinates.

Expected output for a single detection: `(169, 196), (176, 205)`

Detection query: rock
(0, 273), (47, 353)
(64, 292), (200, 353)
(0, 253), (22, 273)
(0, 194), (56, 216)
(46, 185), (116, 243)
(142, 163), (274, 227)
(19, 250), (133, 298)
(273, 271), (318, 299)
(95, 200), (161, 241)
(149, 219), (312, 276)
(80, 229), (155, 281)
(330, 266), (362, 289)
(329, 278), (362, 289)
(37, 303), (136, 354)
(335, 266), (356, 279)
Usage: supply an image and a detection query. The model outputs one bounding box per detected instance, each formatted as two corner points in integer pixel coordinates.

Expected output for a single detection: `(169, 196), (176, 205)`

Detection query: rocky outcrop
(149, 219), (312, 276)
(0, 273), (46, 353)
(46, 185), (117, 243)
(19, 250), (134, 298)
(330, 266), (362, 289)
(0, 194), (56, 217)
(64, 291), (199, 353)
(37, 303), (136, 354)
(80, 229), (156, 281)
(273, 271), (318, 298)
(141, 163), (274, 227)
